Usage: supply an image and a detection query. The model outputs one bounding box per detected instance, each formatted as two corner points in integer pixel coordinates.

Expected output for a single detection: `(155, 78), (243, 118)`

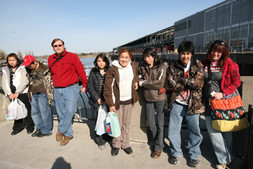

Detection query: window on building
(240, 0), (250, 23)
(217, 7), (224, 28)
(232, 0), (240, 24)
(222, 28), (229, 41)
(239, 25), (248, 38)
(249, 24), (253, 48)
(205, 11), (213, 31)
(231, 26), (239, 39)
(223, 4), (231, 27)
(210, 10), (216, 30)
(188, 20), (191, 28)
(250, 0), (253, 21)
(175, 22), (187, 32)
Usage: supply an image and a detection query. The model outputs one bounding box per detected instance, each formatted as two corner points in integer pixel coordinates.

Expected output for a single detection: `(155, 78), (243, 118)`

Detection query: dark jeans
(12, 93), (34, 132)
(146, 100), (166, 151)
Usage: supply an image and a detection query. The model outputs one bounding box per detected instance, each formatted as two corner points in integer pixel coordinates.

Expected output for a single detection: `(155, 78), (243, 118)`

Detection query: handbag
(210, 90), (249, 132)
(95, 104), (108, 136)
(6, 99), (27, 120)
(106, 112), (121, 137)
(159, 87), (166, 94)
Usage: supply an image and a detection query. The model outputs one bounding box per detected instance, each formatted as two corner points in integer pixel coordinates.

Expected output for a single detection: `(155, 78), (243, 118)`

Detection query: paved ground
(0, 119), (245, 169)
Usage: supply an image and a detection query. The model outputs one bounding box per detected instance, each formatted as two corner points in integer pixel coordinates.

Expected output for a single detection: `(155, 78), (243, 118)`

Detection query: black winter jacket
(86, 67), (107, 108)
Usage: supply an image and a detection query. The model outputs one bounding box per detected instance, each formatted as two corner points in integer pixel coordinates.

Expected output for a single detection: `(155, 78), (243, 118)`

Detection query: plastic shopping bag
(95, 105), (108, 136)
(106, 112), (121, 137)
(15, 99), (27, 120)
(6, 100), (17, 120)
(6, 99), (27, 120)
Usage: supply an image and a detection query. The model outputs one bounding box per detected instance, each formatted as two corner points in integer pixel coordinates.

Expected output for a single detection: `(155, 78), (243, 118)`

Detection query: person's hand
(9, 94), (15, 100)
(213, 92), (224, 100)
(13, 93), (19, 99)
(110, 106), (116, 112)
(135, 82), (138, 90)
(80, 87), (86, 93)
(97, 98), (102, 105)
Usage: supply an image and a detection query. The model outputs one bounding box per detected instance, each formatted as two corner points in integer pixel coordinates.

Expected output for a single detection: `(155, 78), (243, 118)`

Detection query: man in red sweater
(48, 38), (87, 146)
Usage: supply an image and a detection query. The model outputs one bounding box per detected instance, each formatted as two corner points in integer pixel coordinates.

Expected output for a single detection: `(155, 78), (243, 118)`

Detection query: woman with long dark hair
(202, 40), (241, 169)
(2, 53), (34, 135)
(139, 47), (167, 159)
(86, 53), (110, 150)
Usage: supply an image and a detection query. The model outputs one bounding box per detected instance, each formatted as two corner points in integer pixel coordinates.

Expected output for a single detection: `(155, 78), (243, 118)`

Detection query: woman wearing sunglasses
(202, 40), (241, 169)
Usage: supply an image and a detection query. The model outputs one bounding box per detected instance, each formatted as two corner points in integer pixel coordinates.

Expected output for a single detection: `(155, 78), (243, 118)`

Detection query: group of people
(2, 38), (88, 146)
(2, 38), (241, 169)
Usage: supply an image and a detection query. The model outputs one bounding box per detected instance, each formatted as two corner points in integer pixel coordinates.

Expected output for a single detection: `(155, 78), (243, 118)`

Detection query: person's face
(119, 52), (131, 68)
(28, 62), (37, 70)
(8, 57), (18, 68)
(179, 51), (192, 65)
(53, 40), (64, 55)
(97, 57), (106, 70)
(210, 50), (222, 61)
(144, 55), (154, 67)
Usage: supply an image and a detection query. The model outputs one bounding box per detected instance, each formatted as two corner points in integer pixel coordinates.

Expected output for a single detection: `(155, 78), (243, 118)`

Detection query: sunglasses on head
(213, 40), (226, 47)
(53, 44), (63, 48)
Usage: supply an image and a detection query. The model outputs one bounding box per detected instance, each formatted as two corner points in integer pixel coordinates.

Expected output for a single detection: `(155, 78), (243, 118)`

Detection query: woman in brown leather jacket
(139, 47), (167, 159)
(103, 48), (139, 156)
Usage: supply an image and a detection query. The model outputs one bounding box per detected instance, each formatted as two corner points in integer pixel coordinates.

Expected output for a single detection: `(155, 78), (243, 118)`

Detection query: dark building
(174, 0), (253, 52)
(114, 0), (253, 54)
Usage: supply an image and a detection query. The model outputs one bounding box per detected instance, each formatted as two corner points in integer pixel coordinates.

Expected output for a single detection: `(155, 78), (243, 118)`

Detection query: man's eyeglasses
(53, 44), (63, 48)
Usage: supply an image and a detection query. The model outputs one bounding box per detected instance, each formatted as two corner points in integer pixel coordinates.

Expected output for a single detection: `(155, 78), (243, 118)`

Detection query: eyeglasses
(53, 44), (63, 48)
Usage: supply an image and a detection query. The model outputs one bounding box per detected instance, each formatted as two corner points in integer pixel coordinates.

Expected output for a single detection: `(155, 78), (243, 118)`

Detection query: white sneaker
(216, 163), (228, 169)
(98, 145), (105, 150)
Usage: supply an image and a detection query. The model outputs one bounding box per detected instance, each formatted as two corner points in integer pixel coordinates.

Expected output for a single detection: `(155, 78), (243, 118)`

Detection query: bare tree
(17, 50), (23, 59)
(25, 51), (34, 56)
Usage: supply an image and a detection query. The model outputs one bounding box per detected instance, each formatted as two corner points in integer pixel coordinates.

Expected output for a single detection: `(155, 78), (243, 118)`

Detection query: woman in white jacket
(2, 53), (34, 135)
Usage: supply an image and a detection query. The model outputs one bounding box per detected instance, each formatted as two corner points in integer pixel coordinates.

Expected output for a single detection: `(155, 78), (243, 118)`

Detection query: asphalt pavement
(0, 119), (244, 169)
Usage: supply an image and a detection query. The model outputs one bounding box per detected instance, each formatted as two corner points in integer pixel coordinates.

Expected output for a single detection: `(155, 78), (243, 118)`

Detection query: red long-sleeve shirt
(48, 50), (87, 88)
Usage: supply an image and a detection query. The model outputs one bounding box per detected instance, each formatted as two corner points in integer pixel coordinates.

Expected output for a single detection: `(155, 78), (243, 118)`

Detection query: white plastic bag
(106, 112), (121, 137)
(6, 99), (27, 120)
(15, 99), (27, 120)
(6, 100), (17, 120)
(95, 105), (108, 136)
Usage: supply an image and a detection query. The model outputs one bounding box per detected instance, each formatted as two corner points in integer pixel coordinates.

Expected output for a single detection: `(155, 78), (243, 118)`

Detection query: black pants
(12, 93), (34, 132)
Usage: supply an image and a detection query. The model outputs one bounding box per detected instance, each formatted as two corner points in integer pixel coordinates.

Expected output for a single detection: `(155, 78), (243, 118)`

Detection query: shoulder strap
(207, 61), (212, 82)
(50, 52), (68, 68)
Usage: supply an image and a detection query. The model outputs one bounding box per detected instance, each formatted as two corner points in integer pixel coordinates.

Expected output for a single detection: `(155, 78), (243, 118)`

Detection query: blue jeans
(205, 116), (232, 164)
(168, 102), (203, 160)
(146, 100), (165, 151)
(54, 84), (80, 137)
(31, 93), (52, 134)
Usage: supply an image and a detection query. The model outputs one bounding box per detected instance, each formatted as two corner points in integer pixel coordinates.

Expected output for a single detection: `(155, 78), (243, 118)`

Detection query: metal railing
(52, 66), (95, 121)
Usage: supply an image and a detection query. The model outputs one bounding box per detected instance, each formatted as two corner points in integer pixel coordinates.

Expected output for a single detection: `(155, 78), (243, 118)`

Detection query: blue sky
(0, 0), (224, 56)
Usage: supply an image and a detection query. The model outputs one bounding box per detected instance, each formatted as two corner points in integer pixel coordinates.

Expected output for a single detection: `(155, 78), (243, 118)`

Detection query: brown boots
(56, 131), (63, 142)
(56, 131), (73, 146)
(60, 136), (73, 146)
